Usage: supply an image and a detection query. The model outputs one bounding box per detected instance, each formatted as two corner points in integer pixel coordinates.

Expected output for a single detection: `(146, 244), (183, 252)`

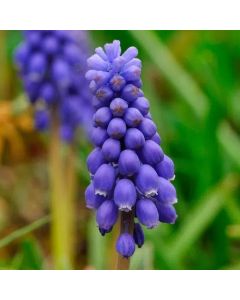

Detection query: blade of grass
(166, 174), (239, 266)
(87, 215), (107, 270)
(0, 215), (50, 249)
(217, 121), (240, 169)
(129, 30), (209, 120)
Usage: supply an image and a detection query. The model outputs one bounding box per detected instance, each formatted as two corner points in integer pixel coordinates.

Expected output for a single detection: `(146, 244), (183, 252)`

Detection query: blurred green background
(0, 30), (240, 270)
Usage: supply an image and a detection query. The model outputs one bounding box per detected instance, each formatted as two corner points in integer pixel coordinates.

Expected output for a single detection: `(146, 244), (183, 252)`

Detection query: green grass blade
(217, 121), (240, 169)
(129, 30), (209, 120)
(0, 215), (50, 249)
(167, 174), (239, 266)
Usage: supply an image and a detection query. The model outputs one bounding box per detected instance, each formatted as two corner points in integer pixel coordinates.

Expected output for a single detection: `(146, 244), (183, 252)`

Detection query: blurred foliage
(0, 30), (240, 270)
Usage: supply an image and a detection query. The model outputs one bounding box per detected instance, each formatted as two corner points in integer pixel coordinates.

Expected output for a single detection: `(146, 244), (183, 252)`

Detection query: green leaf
(0, 215), (50, 249)
(166, 174), (239, 266)
(217, 121), (240, 170)
(11, 238), (44, 270)
(129, 30), (209, 120)
(87, 216), (107, 270)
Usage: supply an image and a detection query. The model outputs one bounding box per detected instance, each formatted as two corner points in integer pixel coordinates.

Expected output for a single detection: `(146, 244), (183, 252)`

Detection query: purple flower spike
(96, 200), (118, 230)
(94, 164), (116, 197)
(85, 40), (178, 253)
(107, 118), (127, 139)
(102, 138), (121, 162)
(141, 140), (164, 166)
(156, 177), (177, 204)
(124, 107), (143, 127)
(124, 128), (145, 150)
(110, 98), (128, 117)
(155, 155), (175, 180)
(118, 150), (141, 176)
(114, 179), (137, 211)
(15, 31), (93, 142)
(94, 107), (112, 128)
(155, 202), (178, 224)
(85, 182), (105, 209)
(132, 97), (150, 116)
(136, 199), (159, 229)
(138, 118), (157, 139)
(87, 147), (105, 175)
(133, 223), (145, 248)
(135, 164), (159, 197)
(116, 233), (135, 258)
(90, 127), (108, 147)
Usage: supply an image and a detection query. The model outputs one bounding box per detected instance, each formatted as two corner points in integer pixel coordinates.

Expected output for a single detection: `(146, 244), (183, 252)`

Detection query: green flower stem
(65, 143), (77, 264)
(116, 211), (134, 270)
(49, 110), (73, 269)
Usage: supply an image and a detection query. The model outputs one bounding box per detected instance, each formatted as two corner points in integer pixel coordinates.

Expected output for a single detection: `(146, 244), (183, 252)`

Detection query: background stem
(49, 110), (73, 269)
(116, 211), (134, 270)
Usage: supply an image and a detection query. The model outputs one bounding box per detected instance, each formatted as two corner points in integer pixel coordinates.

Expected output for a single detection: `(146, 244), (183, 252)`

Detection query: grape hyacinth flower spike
(15, 31), (93, 270)
(85, 40), (178, 269)
(15, 30), (93, 142)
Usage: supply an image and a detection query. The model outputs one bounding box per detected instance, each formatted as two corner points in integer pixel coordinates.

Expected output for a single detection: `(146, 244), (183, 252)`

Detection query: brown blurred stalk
(116, 211), (134, 270)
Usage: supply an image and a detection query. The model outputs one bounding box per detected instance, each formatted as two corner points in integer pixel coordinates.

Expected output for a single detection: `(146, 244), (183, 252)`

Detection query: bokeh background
(0, 30), (240, 270)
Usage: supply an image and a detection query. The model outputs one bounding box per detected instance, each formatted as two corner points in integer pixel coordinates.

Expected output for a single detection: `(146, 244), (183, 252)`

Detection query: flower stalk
(116, 211), (134, 270)
(49, 109), (73, 269)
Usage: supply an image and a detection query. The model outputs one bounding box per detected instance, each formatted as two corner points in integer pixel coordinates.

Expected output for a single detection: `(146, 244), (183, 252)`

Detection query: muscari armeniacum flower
(15, 30), (93, 142)
(85, 40), (178, 258)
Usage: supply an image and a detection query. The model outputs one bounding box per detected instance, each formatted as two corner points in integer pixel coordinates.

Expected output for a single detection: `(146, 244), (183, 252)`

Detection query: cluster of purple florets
(15, 30), (92, 142)
(85, 40), (178, 258)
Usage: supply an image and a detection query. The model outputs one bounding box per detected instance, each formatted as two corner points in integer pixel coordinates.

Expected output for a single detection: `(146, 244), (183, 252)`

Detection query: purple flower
(135, 164), (159, 197)
(90, 127), (108, 147)
(15, 30), (93, 142)
(34, 109), (49, 131)
(124, 128), (145, 150)
(116, 233), (135, 258)
(140, 140), (164, 166)
(124, 107), (143, 127)
(156, 177), (177, 204)
(136, 199), (159, 229)
(131, 97), (149, 116)
(96, 200), (118, 230)
(155, 202), (178, 224)
(93, 164), (116, 197)
(110, 98), (128, 117)
(114, 179), (137, 211)
(87, 148), (105, 175)
(85, 182), (105, 209)
(155, 155), (175, 180)
(102, 138), (121, 162)
(133, 223), (145, 248)
(107, 118), (127, 139)
(85, 40), (178, 258)
(93, 107), (112, 128)
(138, 118), (157, 139)
(118, 150), (141, 176)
